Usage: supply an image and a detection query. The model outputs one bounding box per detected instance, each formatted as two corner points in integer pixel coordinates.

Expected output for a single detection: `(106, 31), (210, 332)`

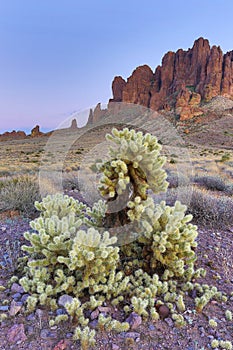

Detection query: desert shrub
(0, 175), (41, 216)
(16, 128), (226, 349)
(62, 172), (80, 191)
(187, 188), (233, 228)
(226, 183), (233, 195)
(166, 172), (189, 189)
(220, 153), (231, 162)
(193, 175), (227, 192)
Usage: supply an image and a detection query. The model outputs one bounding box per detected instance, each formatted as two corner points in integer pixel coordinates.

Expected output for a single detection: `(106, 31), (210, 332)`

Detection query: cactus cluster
(16, 127), (228, 349)
(98, 127), (168, 200)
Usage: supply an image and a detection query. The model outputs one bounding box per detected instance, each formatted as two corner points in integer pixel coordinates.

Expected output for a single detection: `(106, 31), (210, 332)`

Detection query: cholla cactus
(127, 197), (199, 278)
(19, 194), (120, 312)
(73, 326), (96, 349)
(98, 127), (168, 201)
(17, 127), (226, 346)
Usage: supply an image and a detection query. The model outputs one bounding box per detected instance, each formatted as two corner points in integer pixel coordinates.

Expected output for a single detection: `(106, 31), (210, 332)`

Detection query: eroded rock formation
(0, 130), (26, 141)
(30, 125), (43, 137)
(108, 37), (233, 120)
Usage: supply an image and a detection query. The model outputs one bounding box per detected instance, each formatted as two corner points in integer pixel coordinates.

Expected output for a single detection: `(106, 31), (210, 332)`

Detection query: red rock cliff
(110, 37), (233, 120)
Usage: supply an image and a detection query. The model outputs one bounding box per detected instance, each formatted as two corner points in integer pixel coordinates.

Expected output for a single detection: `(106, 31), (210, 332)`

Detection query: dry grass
(0, 175), (41, 216)
(0, 124), (232, 228)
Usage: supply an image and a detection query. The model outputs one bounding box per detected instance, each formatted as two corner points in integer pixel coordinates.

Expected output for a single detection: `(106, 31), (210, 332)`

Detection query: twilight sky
(1, 0), (233, 133)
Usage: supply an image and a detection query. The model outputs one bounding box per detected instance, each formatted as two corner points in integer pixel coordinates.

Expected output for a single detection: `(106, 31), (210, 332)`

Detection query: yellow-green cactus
(98, 127), (168, 201)
(16, 127), (227, 347)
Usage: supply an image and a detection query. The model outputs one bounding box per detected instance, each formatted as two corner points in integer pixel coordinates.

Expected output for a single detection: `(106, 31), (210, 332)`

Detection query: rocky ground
(0, 213), (232, 350)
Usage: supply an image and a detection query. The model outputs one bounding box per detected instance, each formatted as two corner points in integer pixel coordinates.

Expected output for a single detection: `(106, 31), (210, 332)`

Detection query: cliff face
(110, 37), (233, 120)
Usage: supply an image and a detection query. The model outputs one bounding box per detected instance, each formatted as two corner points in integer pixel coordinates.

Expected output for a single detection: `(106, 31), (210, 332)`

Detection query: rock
(164, 317), (174, 327)
(106, 37), (233, 121)
(25, 325), (35, 336)
(35, 308), (44, 318)
(7, 324), (27, 344)
(125, 312), (142, 330)
(12, 293), (22, 300)
(158, 305), (170, 319)
(0, 305), (9, 311)
(89, 319), (98, 329)
(21, 294), (30, 304)
(111, 76), (126, 102)
(31, 125), (43, 137)
(70, 118), (78, 129)
(56, 308), (67, 316)
(148, 324), (156, 331)
(66, 333), (73, 338)
(26, 313), (36, 321)
(120, 331), (140, 339)
(53, 339), (70, 350)
(40, 328), (57, 340)
(122, 65), (154, 107)
(98, 306), (112, 314)
(90, 308), (100, 320)
(87, 108), (94, 124)
(9, 300), (23, 316)
(58, 294), (74, 307)
(0, 130), (26, 141)
(11, 282), (25, 294)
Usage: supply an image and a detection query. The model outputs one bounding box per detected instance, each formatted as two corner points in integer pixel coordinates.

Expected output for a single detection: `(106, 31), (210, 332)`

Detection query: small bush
(167, 172), (189, 189)
(62, 173), (80, 191)
(187, 188), (233, 228)
(193, 175), (227, 192)
(220, 153), (231, 162)
(0, 175), (41, 216)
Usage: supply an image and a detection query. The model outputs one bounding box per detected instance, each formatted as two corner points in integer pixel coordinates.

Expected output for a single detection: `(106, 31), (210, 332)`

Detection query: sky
(1, 0), (233, 133)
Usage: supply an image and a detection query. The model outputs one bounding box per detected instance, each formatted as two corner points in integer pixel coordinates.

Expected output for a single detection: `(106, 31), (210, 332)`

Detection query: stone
(148, 324), (156, 331)
(53, 339), (70, 350)
(7, 324), (27, 344)
(112, 344), (120, 350)
(120, 331), (140, 339)
(9, 300), (23, 316)
(25, 325), (35, 336)
(35, 308), (44, 320)
(26, 313), (36, 321)
(90, 308), (100, 320)
(0, 305), (9, 311)
(40, 328), (57, 339)
(11, 282), (25, 294)
(98, 306), (112, 314)
(89, 319), (98, 329)
(165, 317), (174, 327)
(56, 308), (67, 316)
(21, 294), (30, 304)
(12, 292), (22, 300)
(125, 312), (142, 330)
(58, 294), (74, 307)
(158, 305), (170, 319)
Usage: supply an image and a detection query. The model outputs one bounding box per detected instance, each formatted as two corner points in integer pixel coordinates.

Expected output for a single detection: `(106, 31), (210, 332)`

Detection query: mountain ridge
(106, 37), (233, 121)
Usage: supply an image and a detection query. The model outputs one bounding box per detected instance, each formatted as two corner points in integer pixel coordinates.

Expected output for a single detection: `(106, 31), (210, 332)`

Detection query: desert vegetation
(0, 127), (232, 349)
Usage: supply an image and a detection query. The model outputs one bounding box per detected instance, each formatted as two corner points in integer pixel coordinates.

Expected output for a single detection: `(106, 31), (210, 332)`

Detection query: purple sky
(1, 0), (233, 133)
